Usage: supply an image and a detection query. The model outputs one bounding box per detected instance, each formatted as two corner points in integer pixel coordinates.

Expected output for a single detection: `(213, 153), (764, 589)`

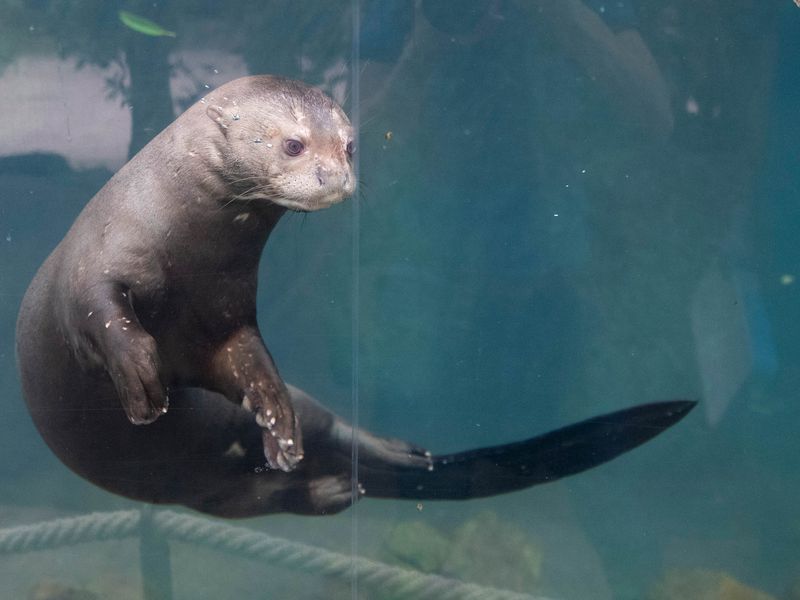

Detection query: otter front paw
(245, 386), (303, 471)
(108, 334), (168, 425)
(261, 413), (304, 472)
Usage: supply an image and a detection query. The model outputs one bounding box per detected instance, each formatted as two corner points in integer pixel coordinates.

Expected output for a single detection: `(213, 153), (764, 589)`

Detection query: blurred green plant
(118, 10), (175, 38)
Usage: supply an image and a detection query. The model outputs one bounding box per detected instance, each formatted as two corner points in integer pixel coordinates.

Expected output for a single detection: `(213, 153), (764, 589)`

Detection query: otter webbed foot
(304, 475), (364, 515)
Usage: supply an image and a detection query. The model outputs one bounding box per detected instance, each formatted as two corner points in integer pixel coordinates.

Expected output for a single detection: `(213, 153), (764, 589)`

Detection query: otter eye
(284, 139), (305, 157)
(346, 141), (355, 157)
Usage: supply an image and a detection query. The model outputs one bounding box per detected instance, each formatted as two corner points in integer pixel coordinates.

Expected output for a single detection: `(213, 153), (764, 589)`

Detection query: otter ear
(206, 104), (232, 132)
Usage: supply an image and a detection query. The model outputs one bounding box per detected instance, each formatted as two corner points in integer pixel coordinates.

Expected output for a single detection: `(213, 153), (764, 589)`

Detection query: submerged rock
(383, 520), (451, 573)
(648, 568), (776, 600)
(382, 511), (543, 593)
(29, 581), (98, 600)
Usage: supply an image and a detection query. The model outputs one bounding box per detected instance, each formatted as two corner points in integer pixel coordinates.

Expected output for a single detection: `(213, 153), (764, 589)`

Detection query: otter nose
(315, 166), (328, 187)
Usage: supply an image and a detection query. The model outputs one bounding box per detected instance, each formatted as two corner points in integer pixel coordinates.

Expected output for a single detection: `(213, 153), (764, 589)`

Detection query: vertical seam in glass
(349, 1), (361, 598)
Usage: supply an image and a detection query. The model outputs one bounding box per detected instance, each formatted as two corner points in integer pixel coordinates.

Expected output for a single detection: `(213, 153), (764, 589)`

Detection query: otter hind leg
(186, 468), (359, 518)
(167, 386), (361, 517)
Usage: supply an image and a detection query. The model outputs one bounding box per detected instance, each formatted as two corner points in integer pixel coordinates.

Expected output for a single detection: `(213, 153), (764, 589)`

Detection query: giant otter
(16, 75), (694, 517)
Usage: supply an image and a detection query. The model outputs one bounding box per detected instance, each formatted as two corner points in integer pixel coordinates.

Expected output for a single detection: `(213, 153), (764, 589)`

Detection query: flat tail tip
(661, 399), (699, 422)
(625, 399), (698, 432)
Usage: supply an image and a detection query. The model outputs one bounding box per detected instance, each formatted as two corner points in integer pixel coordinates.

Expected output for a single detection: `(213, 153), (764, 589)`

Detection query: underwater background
(0, 1), (798, 598)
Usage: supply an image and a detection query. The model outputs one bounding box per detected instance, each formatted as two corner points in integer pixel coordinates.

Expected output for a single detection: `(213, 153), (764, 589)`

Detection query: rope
(152, 510), (550, 600)
(0, 510), (139, 553)
(0, 509), (555, 600)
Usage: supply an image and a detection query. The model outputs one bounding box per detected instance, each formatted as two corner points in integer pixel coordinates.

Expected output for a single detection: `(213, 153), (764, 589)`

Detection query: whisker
(357, 114), (380, 133)
(220, 183), (267, 209)
(226, 175), (268, 186)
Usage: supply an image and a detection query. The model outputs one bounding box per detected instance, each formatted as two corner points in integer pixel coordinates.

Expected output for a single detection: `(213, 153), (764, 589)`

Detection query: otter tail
(359, 400), (696, 500)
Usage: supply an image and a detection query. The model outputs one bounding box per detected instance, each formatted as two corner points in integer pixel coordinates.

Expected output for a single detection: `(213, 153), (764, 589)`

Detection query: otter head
(206, 76), (356, 212)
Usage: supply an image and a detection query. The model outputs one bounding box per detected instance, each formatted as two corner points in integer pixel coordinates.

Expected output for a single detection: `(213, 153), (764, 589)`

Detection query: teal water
(1, 2), (798, 599)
